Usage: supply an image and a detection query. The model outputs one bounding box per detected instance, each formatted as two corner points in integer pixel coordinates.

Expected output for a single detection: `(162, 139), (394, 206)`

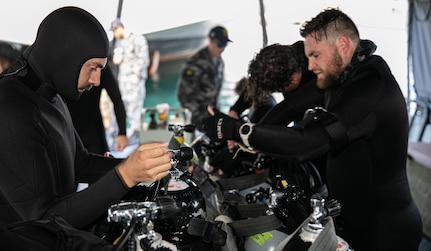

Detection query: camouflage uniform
(110, 33), (149, 146)
(176, 47), (224, 132)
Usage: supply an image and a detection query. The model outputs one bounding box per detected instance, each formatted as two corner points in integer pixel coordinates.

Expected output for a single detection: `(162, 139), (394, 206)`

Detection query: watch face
(241, 124), (251, 134)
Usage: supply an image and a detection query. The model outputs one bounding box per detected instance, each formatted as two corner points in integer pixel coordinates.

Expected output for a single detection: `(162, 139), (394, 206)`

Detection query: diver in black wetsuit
(0, 6), (172, 234)
(203, 8), (422, 251)
(209, 43), (324, 179)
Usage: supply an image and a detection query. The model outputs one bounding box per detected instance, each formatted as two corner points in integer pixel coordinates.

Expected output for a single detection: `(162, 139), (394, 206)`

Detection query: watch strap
(239, 122), (255, 149)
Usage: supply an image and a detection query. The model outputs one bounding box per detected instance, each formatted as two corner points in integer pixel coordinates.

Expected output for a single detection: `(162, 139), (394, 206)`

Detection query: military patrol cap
(209, 26), (232, 47)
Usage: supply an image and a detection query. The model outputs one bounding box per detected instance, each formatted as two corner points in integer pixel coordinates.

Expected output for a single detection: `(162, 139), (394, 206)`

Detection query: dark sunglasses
(218, 42), (227, 48)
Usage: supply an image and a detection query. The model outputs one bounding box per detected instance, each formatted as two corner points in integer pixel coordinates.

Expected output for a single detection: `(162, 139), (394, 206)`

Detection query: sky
(1, 0), (410, 95)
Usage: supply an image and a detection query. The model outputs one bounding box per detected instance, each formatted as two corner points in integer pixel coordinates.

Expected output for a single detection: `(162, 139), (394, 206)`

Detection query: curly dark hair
(245, 44), (303, 106)
(234, 76), (248, 95)
(300, 7), (359, 43)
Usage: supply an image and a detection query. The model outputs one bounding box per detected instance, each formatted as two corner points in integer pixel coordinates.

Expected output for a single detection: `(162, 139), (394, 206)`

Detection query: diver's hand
(203, 106), (242, 143)
(116, 142), (171, 188)
(116, 135), (129, 152)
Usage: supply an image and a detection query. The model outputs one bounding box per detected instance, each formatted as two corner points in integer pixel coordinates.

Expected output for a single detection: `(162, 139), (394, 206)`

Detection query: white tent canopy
(1, 0), (410, 94)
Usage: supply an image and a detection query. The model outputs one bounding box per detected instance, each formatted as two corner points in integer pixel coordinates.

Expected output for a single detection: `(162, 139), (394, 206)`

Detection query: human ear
(337, 35), (350, 54)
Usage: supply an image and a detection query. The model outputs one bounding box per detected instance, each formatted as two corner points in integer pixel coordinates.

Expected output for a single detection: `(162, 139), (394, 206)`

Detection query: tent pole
(259, 0), (268, 48)
(407, 0), (414, 113)
(116, 0), (124, 18)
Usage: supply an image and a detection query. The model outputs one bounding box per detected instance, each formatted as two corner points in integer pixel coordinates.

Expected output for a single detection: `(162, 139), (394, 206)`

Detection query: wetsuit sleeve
(230, 92), (251, 116)
(47, 131), (128, 229)
(259, 80), (324, 125)
(74, 131), (123, 183)
(240, 122), (333, 162)
(46, 167), (129, 229)
(103, 66), (127, 136)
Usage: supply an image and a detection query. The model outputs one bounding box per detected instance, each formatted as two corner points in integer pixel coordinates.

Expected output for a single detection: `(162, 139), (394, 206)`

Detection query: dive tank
(138, 232), (178, 251)
(280, 223), (350, 251)
(238, 181), (272, 203)
(241, 181), (289, 251)
(280, 194), (351, 251)
(107, 200), (179, 251)
(244, 230), (289, 251)
(153, 169), (206, 250)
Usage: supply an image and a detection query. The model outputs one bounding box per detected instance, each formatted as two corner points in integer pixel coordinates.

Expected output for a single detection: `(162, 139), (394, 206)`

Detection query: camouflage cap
(208, 26), (232, 46)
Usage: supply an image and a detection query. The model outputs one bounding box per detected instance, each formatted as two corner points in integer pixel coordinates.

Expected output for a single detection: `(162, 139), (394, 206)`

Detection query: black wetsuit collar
(341, 39), (377, 83)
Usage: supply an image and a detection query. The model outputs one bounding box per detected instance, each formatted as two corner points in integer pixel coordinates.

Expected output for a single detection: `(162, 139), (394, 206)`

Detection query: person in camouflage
(109, 18), (150, 150)
(176, 26), (232, 138)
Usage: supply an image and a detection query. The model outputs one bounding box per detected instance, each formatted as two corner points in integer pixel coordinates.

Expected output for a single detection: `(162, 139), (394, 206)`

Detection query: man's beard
(316, 51), (344, 89)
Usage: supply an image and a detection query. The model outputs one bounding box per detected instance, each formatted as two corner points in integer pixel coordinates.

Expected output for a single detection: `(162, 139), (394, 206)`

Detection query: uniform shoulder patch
(185, 69), (194, 76)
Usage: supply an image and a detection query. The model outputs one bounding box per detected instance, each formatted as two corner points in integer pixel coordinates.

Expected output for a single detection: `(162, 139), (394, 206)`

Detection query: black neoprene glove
(202, 108), (243, 143)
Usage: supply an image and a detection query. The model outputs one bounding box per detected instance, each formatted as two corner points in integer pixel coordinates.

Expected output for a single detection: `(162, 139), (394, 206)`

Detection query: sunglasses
(217, 41), (227, 48)
(211, 37), (228, 48)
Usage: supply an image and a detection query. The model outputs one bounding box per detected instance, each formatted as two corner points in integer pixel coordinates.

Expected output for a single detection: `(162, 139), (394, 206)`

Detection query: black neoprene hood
(25, 6), (109, 101)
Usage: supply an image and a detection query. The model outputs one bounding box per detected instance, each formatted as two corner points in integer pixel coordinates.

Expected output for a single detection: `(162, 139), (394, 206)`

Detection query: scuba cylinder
(153, 169), (207, 250)
(244, 230), (289, 251)
(276, 194), (351, 251)
(152, 124), (207, 250)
